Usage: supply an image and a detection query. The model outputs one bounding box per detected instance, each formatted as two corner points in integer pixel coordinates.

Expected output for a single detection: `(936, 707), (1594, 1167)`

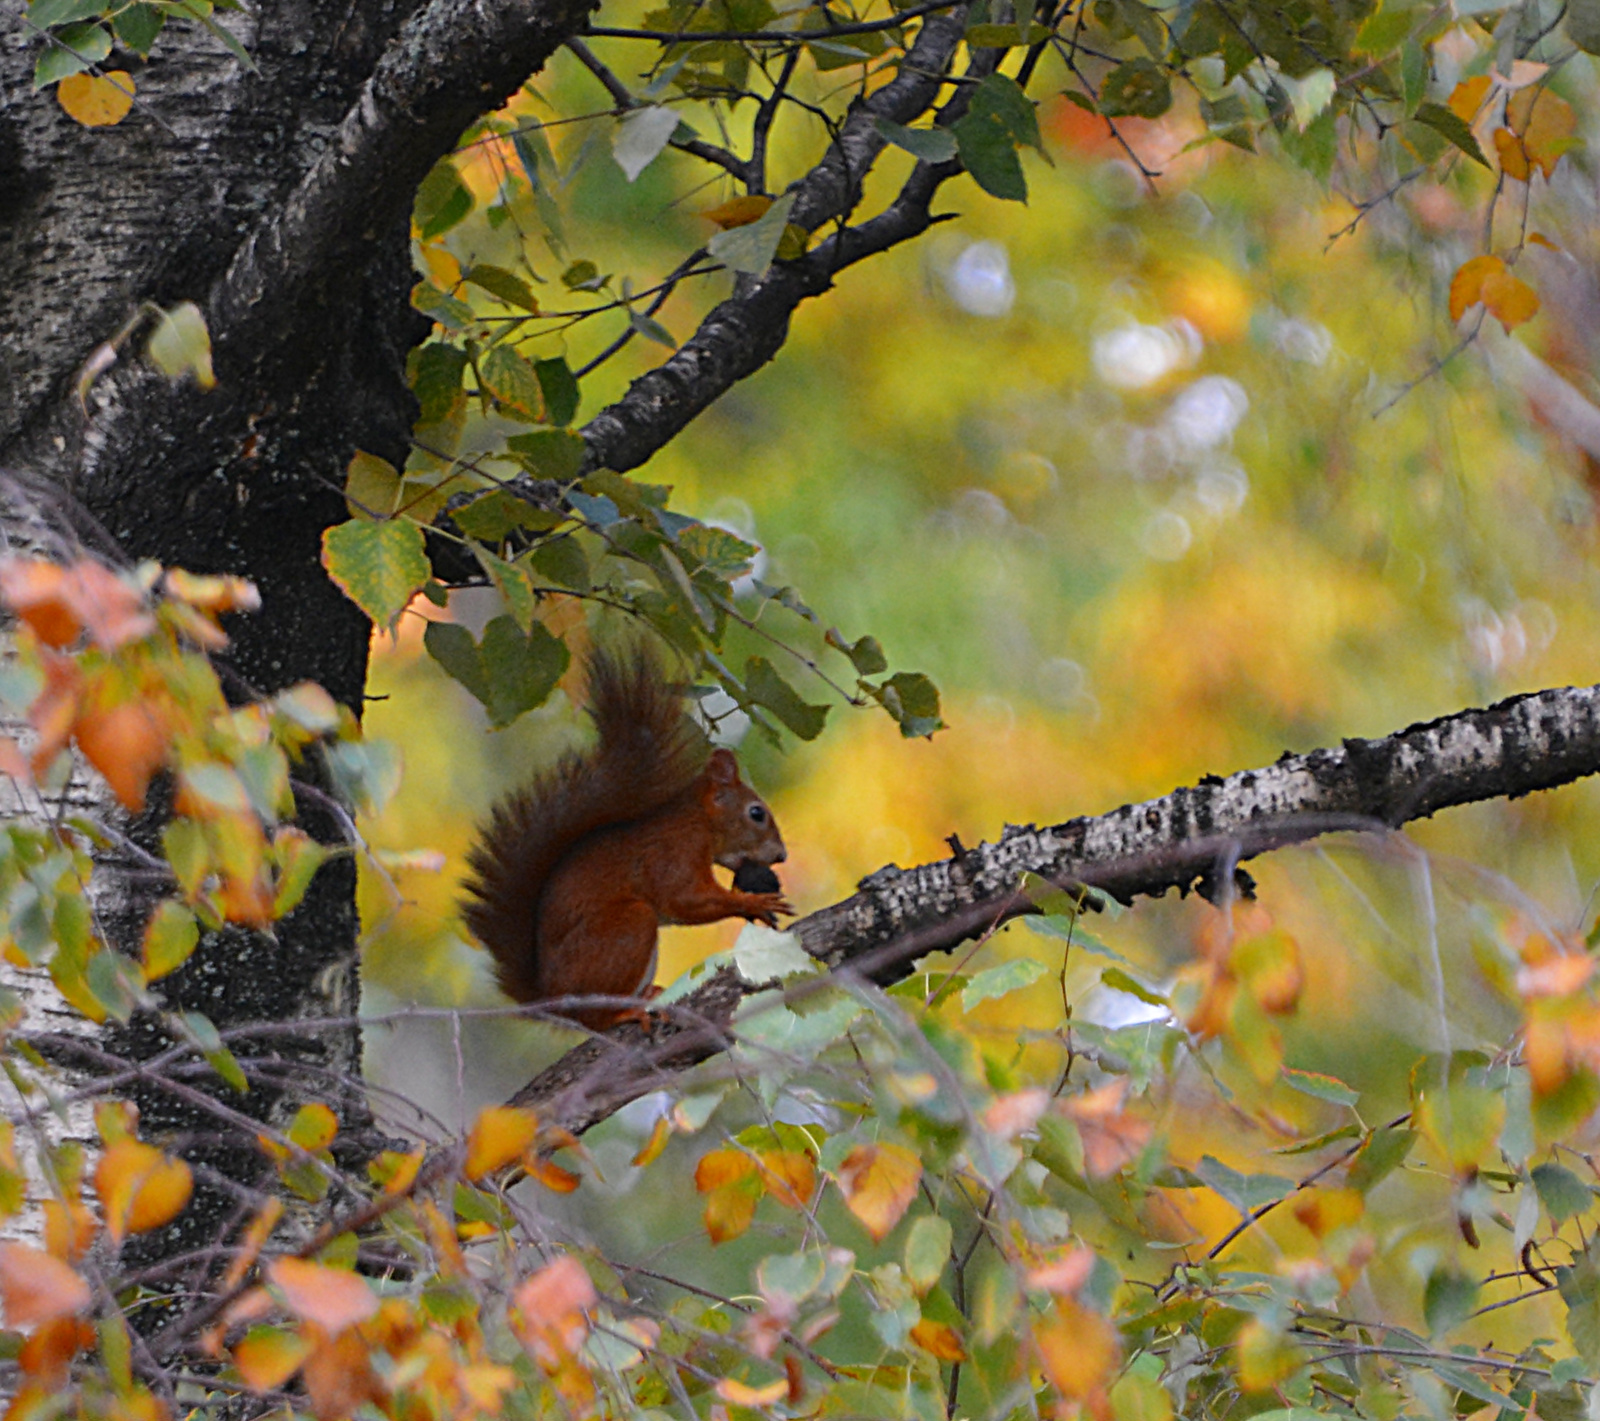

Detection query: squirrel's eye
(748, 804), (767, 824)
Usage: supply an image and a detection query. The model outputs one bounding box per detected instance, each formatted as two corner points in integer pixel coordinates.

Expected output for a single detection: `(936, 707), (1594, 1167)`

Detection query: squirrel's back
(460, 642), (708, 1003)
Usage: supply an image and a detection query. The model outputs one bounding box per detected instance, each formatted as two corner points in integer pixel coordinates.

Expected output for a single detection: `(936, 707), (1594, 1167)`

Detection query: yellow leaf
(1291, 1186), (1365, 1238)
(287, 1103), (338, 1153)
(1494, 127), (1531, 181)
(42, 1200), (96, 1263)
(233, 1326), (312, 1391)
(696, 1149), (762, 1243)
(1236, 1316), (1299, 1390)
(266, 1257), (378, 1335)
(717, 1376), (789, 1405)
(370, 1147), (426, 1196)
(57, 71), (135, 127)
(910, 1318), (968, 1360)
(701, 195), (773, 229)
(1447, 75), (1493, 125)
(464, 1105), (539, 1180)
(0, 1243), (91, 1330)
(835, 1142), (922, 1242)
(1449, 254), (1506, 324)
(1509, 88), (1577, 177)
(1481, 267), (1540, 332)
(631, 1115), (672, 1167)
(94, 1139), (193, 1242)
(141, 900), (199, 983)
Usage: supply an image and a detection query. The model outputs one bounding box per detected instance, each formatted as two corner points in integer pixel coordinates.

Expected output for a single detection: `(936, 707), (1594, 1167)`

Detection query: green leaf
(1282, 1067), (1359, 1107)
(112, 3), (164, 55)
(463, 264), (538, 312)
(408, 343), (469, 425)
(835, 632), (887, 675)
(1099, 58), (1173, 118)
(146, 303), (215, 389)
(535, 358), (580, 426)
(679, 524), (758, 577)
(743, 656), (829, 740)
(177, 1011), (248, 1093)
(874, 117), (959, 163)
(321, 519), (431, 634)
(411, 282), (476, 331)
(271, 833), (329, 918)
(904, 1215), (952, 1293)
(480, 346), (543, 421)
(141, 901), (199, 983)
(415, 160), (474, 240)
(423, 615), (570, 728)
(965, 21), (1054, 44)
(27, 0), (106, 25)
(1569, 0), (1600, 51)
(453, 490), (560, 542)
(34, 23), (109, 87)
(506, 428), (586, 480)
(877, 671), (943, 738)
(962, 958), (1048, 1009)
(629, 308), (678, 348)
(1101, 966), (1167, 1006)
(530, 536), (590, 591)
(1422, 1266), (1479, 1338)
(954, 115), (1026, 201)
(708, 192), (798, 276)
(1346, 1126), (1416, 1192)
(323, 739), (403, 817)
(1355, 2), (1415, 54)
(1533, 1161), (1595, 1224)
(477, 548), (538, 632)
(1413, 101), (1489, 166)
(1194, 1155), (1293, 1212)
(562, 260), (603, 290)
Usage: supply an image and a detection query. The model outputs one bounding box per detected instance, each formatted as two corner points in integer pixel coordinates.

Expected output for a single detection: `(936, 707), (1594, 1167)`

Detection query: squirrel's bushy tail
(460, 640), (707, 1003)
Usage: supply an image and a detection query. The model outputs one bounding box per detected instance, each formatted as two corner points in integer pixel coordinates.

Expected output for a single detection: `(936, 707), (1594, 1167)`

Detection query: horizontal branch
(512, 681), (1600, 1132)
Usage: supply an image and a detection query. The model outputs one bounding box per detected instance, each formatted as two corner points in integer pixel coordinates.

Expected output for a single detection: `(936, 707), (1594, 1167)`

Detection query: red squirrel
(461, 642), (793, 1030)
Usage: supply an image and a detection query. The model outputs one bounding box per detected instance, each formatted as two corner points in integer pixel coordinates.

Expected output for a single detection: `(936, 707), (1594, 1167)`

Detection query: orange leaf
(234, 1326), (313, 1391)
(74, 698), (169, 812)
(94, 1139), (193, 1242)
(1481, 267), (1540, 331)
(1026, 1245), (1097, 1295)
(464, 1105), (539, 1180)
(1448, 254), (1506, 324)
(1447, 75), (1492, 125)
(222, 1198), (285, 1290)
(1509, 88), (1577, 177)
(1033, 1300), (1120, 1403)
(632, 1115), (672, 1167)
(266, 1257), (378, 1335)
(57, 71), (136, 127)
(300, 1324), (384, 1421)
(1062, 1080), (1151, 1178)
(758, 1149), (816, 1209)
(1494, 127), (1531, 181)
(0, 560), (81, 646)
(42, 1200), (97, 1263)
(0, 1243), (91, 1330)
(701, 195), (773, 229)
(696, 1149), (762, 1244)
(513, 1255), (596, 1368)
(835, 1142), (922, 1242)
(17, 1315), (90, 1385)
(526, 1156), (581, 1193)
(370, 1147), (426, 1197)
(910, 1318), (968, 1360)
(163, 570), (261, 615)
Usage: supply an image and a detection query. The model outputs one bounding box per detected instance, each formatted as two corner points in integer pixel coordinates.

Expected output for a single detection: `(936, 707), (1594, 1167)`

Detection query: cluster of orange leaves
(0, 556), (340, 937)
(0, 1102), (192, 1418)
(1443, 73), (1580, 333)
(1513, 926), (1600, 1097)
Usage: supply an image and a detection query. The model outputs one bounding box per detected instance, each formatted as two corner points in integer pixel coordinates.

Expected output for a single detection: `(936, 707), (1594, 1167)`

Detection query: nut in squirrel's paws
(733, 860), (783, 895)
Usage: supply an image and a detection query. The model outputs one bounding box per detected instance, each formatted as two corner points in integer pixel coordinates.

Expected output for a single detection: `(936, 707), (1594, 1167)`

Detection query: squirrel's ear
(706, 748), (739, 783)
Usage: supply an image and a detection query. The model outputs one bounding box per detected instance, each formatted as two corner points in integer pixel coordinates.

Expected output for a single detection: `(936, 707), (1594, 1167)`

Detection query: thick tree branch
(211, 0), (599, 357)
(580, 7), (971, 473)
(510, 681), (1600, 1132)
